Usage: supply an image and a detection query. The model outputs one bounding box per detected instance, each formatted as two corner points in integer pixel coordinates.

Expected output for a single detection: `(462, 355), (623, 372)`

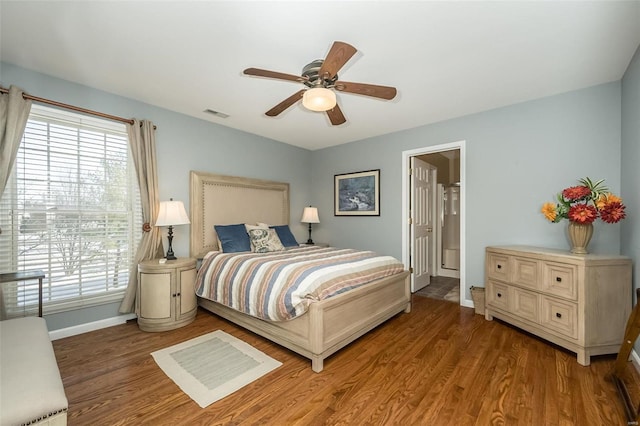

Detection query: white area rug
(151, 330), (282, 408)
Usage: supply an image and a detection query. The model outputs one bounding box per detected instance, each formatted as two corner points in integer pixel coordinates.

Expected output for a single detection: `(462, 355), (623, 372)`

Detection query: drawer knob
(497, 265), (502, 270)
(556, 277), (562, 282)
(556, 312), (562, 318)
(497, 293), (502, 298)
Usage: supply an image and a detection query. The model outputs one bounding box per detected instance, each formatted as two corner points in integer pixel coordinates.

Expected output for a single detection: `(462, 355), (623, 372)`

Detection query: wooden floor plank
(51, 295), (635, 425)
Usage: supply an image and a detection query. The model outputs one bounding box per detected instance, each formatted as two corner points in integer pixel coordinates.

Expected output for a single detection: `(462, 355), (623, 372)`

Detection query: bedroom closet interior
(413, 149), (460, 301)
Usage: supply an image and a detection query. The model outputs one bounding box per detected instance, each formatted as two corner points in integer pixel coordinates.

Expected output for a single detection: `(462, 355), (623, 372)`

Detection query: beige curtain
(0, 86), (32, 320)
(0, 86), (32, 194)
(119, 119), (164, 314)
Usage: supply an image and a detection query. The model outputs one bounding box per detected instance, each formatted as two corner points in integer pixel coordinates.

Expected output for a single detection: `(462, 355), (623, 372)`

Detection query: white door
(410, 157), (436, 292)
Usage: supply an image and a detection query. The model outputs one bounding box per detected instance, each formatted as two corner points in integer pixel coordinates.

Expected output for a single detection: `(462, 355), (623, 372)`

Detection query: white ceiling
(1, 1), (639, 150)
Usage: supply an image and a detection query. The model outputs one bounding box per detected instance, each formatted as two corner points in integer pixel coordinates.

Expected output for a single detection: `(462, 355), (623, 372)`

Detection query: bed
(190, 170), (411, 372)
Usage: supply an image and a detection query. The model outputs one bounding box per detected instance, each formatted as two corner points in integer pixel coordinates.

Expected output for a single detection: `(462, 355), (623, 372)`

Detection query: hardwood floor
(52, 296), (639, 425)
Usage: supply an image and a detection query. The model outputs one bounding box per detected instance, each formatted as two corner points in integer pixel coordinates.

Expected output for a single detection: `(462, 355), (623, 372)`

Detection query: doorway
(401, 140), (470, 308)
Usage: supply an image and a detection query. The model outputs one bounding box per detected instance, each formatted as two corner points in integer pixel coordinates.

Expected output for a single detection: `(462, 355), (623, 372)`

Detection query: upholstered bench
(0, 317), (68, 426)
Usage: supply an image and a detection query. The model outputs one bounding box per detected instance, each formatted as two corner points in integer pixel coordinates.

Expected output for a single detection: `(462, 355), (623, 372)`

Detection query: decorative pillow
(214, 224), (251, 253)
(245, 223), (269, 233)
(248, 228), (285, 253)
(269, 225), (298, 247)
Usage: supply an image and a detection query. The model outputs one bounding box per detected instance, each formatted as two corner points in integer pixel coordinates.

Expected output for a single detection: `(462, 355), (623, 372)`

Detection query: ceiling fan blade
(265, 90), (305, 116)
(326, 104), (346, 126)
(335, 81), (397, 100)
(318, 41), (357, 80)
(244, 68), (304, 83)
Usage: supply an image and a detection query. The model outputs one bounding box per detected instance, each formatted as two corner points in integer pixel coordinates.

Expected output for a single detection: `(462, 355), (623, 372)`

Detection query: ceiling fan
(243, 41), (397, 126)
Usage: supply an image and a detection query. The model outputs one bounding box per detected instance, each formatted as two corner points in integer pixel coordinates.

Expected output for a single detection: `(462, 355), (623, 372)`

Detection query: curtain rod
(0, 86), (152, 128)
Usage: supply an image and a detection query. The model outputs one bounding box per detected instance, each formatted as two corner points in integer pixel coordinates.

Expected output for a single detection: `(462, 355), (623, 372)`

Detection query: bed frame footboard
(198, 270), (410, 372)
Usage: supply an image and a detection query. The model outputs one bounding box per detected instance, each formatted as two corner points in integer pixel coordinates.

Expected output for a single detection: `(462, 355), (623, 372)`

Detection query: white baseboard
(48, 313), (137, 340)
(460, 298), (474, 309)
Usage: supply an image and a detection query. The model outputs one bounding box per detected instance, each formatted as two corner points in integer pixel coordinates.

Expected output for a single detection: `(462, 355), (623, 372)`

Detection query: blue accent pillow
(270, 225), (298, 247)
(214, 224), (251, 253)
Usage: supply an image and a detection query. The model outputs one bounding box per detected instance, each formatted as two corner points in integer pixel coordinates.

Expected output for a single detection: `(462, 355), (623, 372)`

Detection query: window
(0, 104), (142, 317)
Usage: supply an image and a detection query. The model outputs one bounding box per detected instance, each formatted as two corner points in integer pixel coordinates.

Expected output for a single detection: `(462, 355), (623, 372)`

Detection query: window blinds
(0, 104), (142, 316)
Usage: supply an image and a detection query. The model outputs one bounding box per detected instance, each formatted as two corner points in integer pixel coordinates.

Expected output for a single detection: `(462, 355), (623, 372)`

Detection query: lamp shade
(155, 200), (190, 226)
(302, 88), (336, 112)
(301, 206), (320, 224)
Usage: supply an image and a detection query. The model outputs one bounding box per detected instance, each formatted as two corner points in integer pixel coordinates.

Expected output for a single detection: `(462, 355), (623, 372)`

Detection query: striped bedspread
(195, 246), (405, 321)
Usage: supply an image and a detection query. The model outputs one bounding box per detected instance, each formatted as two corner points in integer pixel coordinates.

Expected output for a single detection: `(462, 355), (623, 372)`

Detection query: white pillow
(248, 228), (285, 253)
(245, 223), (269, 233)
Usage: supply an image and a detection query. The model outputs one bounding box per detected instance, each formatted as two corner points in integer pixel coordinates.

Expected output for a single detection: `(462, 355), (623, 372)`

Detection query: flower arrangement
(541, 177), (626, 224)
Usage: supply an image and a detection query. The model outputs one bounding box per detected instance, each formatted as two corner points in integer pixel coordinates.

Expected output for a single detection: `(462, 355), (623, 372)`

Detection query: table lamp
(155, 198), (190, 260)
(301, 206), (320, 245)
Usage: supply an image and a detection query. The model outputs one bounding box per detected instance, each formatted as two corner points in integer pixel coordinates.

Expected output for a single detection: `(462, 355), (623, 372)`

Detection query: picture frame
(334, 169), (380, 216)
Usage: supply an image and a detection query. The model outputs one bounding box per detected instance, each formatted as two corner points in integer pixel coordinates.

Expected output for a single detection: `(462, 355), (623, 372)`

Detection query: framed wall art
(334, 169), (380, 216)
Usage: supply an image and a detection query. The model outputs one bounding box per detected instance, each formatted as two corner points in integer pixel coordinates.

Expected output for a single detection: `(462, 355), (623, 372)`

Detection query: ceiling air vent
(204, 109), (229, 119)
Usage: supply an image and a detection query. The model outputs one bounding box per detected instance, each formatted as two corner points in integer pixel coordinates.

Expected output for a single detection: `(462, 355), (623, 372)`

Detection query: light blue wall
(312, 82), (624, 298)
(1, 62), (313, 330)
(1, 60), (633, 331)
(621, 45), (640, 306)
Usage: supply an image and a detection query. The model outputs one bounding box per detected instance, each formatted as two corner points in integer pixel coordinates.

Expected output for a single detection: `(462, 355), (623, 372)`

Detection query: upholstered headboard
(189, 171), (290, 259)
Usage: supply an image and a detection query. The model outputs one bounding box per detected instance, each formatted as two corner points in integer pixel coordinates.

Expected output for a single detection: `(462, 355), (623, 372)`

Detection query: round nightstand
(137, 257), (197, 332)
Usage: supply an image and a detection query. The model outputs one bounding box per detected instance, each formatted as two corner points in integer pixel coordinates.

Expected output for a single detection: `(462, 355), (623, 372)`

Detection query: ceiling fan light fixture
(302, 87), (336, 112)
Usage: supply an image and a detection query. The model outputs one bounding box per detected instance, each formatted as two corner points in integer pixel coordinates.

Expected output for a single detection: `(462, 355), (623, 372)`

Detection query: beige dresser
(137, 257), (197, 332)
(485, 245), (632, 366)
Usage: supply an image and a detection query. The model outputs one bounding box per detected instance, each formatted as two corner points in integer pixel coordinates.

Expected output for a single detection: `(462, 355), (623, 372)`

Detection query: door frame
(401, 140), (471, 308)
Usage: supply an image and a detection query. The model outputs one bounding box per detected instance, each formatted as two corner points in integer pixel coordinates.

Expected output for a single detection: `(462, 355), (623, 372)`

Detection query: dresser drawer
(487, 252), (510, 281)
(511, 256), (540, 290)
(486, 280), (510, 311)
(541, 296), (578, 339)
(512, 287), (539, 323)
(542, 261), (577, 300)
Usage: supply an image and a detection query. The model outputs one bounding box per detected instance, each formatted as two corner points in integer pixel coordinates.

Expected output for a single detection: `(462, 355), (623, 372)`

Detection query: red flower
(562, 186), (591, 201)
(599, 201), (626, 223)
(568, 204), (598, 224)
(542, 178), (627, 226)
